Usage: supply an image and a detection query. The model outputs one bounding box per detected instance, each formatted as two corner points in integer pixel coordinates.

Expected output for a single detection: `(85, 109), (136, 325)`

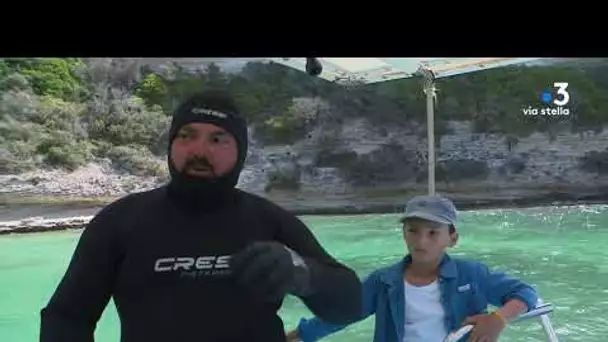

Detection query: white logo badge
(458, 284), (471, 292)
(191, 108), (228, 119)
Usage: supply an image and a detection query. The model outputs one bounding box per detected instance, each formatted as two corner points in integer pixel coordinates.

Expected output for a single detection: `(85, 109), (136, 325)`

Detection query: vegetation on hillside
(1, 58), (608, 188)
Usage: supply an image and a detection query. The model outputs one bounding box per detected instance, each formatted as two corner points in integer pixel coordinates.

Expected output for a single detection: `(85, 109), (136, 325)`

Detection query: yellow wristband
(491, 311), (507, 325)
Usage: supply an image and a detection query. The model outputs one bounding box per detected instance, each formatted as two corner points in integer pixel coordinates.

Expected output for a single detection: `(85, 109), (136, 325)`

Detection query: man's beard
(166, 155), (240, 209)
(183, 156), (217, 178)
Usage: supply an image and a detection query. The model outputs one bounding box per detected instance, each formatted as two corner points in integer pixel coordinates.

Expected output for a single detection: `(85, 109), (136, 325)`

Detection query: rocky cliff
(2, 58), (608, 214)
(5, 113), (608, 214)
(238, 116), (608, 213)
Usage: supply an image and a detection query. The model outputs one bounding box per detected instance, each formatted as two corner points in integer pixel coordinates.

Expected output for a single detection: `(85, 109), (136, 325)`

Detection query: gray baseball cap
(400, 195), (458, 226)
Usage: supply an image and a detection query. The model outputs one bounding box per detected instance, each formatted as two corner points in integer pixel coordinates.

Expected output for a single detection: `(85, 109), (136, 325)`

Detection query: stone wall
(238, 118), (608, 196)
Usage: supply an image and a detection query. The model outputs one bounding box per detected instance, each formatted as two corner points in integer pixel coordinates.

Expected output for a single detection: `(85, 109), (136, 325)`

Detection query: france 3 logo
(522, 82), (571, 117)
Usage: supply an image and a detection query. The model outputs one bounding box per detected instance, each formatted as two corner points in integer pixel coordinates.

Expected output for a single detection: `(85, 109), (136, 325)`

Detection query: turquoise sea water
(1, 205), (607, 341)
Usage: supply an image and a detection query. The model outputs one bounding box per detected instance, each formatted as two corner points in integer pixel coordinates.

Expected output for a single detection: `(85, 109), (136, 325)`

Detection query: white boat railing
(535, 298), (559, 342)
(444, 299), (558, 342)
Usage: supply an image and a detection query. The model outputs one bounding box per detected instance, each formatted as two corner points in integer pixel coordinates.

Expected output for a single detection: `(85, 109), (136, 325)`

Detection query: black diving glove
(231, 241), (314, 302)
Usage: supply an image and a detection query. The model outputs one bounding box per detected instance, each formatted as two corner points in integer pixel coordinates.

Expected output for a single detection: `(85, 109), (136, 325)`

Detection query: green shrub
(104, 145), (167, 177)
(44, 142), (93, 171)
(0, 115), (45, 143)
(0, 60), (8, 78)
(35, 95), (86, 133)
(36, 131), (94, 170)
(0, 147), (37, 174)
(87, 96), (169, 147)
(254, 98), (316, 145)
(4, 58), (88, 102)
(0, 90), (41, 122)
(0, 73), (30, 92)
(134, 73), (168, 108)
(256, 115), (308, 145)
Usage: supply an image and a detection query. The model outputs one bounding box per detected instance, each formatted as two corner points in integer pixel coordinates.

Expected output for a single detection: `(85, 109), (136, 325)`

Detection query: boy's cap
(400, 195), (458, 226)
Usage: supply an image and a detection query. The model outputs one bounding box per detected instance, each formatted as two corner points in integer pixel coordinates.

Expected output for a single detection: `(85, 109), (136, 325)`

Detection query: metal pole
(418, 67), (437, 196)
(536, 298), (560, 342)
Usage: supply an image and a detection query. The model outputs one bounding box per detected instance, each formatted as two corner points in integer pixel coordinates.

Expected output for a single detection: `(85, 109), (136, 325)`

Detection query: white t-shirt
(403, 279), (448, 342)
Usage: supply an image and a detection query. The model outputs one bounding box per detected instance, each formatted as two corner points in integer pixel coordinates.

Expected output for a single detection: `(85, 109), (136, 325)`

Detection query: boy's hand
(285, 329), (300, 342)
(463, 312), (506, 342)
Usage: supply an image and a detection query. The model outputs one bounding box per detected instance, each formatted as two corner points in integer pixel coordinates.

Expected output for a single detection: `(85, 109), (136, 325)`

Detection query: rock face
(0, 216), (92, 234)
(2, 113), (608, 211)
(236, 118), (608, 196)
(3, 115), (608, 234)
(0, 162), (165, 198)
(436, 122), (606, 187)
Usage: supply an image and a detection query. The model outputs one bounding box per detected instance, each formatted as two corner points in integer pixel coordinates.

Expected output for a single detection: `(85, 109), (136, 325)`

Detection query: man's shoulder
(98, 187), (166, 215)
(235, 189), (293, 215)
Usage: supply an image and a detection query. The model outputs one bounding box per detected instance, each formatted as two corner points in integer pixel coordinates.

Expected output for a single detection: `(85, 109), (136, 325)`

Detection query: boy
(286, 195), (538, 342)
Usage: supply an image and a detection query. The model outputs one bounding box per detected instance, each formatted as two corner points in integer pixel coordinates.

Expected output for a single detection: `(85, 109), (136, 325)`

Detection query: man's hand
(231, 241), (311, 302)
(285, 328), (300, 342)
(463, 312), (506, 342)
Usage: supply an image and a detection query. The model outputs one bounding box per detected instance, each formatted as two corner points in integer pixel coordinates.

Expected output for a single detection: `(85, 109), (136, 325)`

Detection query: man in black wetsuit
(40, 90), (362, 342)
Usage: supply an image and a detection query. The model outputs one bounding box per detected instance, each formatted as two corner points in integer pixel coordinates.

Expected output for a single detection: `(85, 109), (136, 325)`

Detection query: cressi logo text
(154, 255), (232, 278)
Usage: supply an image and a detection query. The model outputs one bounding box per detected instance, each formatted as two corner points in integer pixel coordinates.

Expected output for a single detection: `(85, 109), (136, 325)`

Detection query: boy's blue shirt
(297, 254), (538, 342)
